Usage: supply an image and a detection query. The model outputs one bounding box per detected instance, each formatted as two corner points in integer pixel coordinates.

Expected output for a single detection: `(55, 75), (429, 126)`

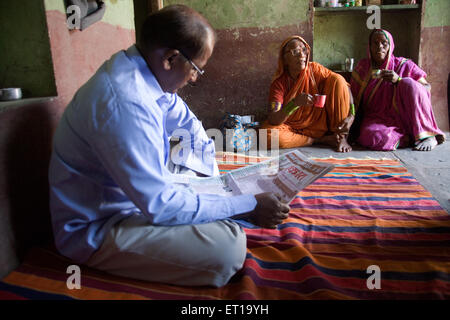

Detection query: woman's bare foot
(414, 136), (438, 151)
(336, 135), (352, 153)
(316, 134), (352, 153)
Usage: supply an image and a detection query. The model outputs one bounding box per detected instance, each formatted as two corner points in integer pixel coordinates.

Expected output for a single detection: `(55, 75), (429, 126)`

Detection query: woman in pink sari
(350, 29), (445, 151)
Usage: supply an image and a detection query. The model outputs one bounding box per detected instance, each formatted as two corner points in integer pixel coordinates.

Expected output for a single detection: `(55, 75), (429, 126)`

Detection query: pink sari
(350, 29), (445, 151)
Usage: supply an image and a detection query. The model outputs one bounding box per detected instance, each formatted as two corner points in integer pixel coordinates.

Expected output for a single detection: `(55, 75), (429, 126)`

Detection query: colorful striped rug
(1, 153), (449, 300)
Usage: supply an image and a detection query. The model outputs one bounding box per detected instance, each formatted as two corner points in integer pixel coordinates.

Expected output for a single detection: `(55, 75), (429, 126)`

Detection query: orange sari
(261, 36), (350, 149)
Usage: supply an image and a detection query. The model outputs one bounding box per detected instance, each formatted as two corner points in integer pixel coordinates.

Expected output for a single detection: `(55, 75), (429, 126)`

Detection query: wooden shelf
(314, 4), (420, 15)
(0, 97), (56, 114)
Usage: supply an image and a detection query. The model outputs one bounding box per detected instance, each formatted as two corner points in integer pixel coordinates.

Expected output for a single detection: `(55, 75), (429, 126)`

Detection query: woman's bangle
(271, 102), (282, 112)
(396, 77), (402, 84)
(283, 100), (300, 116)
(350, 103), (355, 116)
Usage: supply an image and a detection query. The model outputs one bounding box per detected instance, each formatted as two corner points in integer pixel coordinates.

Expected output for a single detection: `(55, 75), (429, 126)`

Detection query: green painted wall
(313, 10), (421, 70)
(164, 0), (310, 29)
(313, 13), (368, 70)
(44, 0), (135, 29)
(424, 0), (450, 28)
(0, 1), (56, 98)
(43, 0), (65, 12)
(103, 0), (135, 29)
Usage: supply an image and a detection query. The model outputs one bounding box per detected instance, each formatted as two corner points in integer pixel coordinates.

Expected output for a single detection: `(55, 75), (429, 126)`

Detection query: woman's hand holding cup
(293, 92), (314, 107)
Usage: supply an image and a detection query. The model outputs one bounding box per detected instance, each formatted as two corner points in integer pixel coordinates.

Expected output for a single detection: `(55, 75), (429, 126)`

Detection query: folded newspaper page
(171, 150), (335, 203)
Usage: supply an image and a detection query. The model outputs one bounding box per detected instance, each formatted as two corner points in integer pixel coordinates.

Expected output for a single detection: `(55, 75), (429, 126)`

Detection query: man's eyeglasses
(178, 50), (205, 76)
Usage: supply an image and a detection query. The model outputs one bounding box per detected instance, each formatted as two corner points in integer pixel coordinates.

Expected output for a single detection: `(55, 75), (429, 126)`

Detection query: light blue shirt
(49, 45), (257, 263)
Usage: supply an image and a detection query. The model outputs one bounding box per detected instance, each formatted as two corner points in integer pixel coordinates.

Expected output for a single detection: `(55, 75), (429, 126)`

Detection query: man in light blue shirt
(49, 4), (290, 287)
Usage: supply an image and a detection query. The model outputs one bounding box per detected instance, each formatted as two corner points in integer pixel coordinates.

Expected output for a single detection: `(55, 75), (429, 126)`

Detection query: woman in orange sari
(261, 36), (354, 152)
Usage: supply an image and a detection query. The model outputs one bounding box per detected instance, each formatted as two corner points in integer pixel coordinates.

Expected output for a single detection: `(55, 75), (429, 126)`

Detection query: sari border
(415, 132), (444, 142)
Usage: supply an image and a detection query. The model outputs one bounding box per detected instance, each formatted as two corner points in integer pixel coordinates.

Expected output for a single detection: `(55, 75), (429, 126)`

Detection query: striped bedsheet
(1, 153), (449, 300)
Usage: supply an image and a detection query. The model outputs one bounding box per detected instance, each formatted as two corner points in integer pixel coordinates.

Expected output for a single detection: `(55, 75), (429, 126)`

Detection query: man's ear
(162, 49), (180, 71)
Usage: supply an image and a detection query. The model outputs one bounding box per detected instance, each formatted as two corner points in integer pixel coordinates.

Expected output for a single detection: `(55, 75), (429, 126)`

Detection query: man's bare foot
(414, 136), (438, 151)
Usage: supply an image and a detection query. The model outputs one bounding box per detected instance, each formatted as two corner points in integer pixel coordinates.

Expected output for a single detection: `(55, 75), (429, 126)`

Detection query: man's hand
(293, 93), (314, 107)
(248, 192), (291, 229)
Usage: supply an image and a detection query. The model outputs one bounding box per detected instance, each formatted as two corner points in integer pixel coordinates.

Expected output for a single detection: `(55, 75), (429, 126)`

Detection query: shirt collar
(125, 45), (172, 108)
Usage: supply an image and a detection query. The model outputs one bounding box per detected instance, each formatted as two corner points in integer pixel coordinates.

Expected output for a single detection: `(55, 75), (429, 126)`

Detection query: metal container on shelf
(366, 0), (382, 5)
(0, 88), (22, 101)
(314, 0), (327, 7)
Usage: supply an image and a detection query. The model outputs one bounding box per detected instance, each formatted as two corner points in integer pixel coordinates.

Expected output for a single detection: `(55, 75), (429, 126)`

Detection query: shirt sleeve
(91, 98), (256, 226)
(164, 94), (219, 176)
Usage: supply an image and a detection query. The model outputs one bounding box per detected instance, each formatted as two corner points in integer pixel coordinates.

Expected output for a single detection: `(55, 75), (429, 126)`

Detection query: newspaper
(171, 150), (335, 203)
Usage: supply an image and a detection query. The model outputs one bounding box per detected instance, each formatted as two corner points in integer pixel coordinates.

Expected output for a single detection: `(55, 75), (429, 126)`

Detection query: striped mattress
(1, 153), (449, 300)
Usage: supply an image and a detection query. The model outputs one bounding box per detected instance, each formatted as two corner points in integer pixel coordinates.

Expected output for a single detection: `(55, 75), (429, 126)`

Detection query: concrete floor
(265, 133), (450, 213)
